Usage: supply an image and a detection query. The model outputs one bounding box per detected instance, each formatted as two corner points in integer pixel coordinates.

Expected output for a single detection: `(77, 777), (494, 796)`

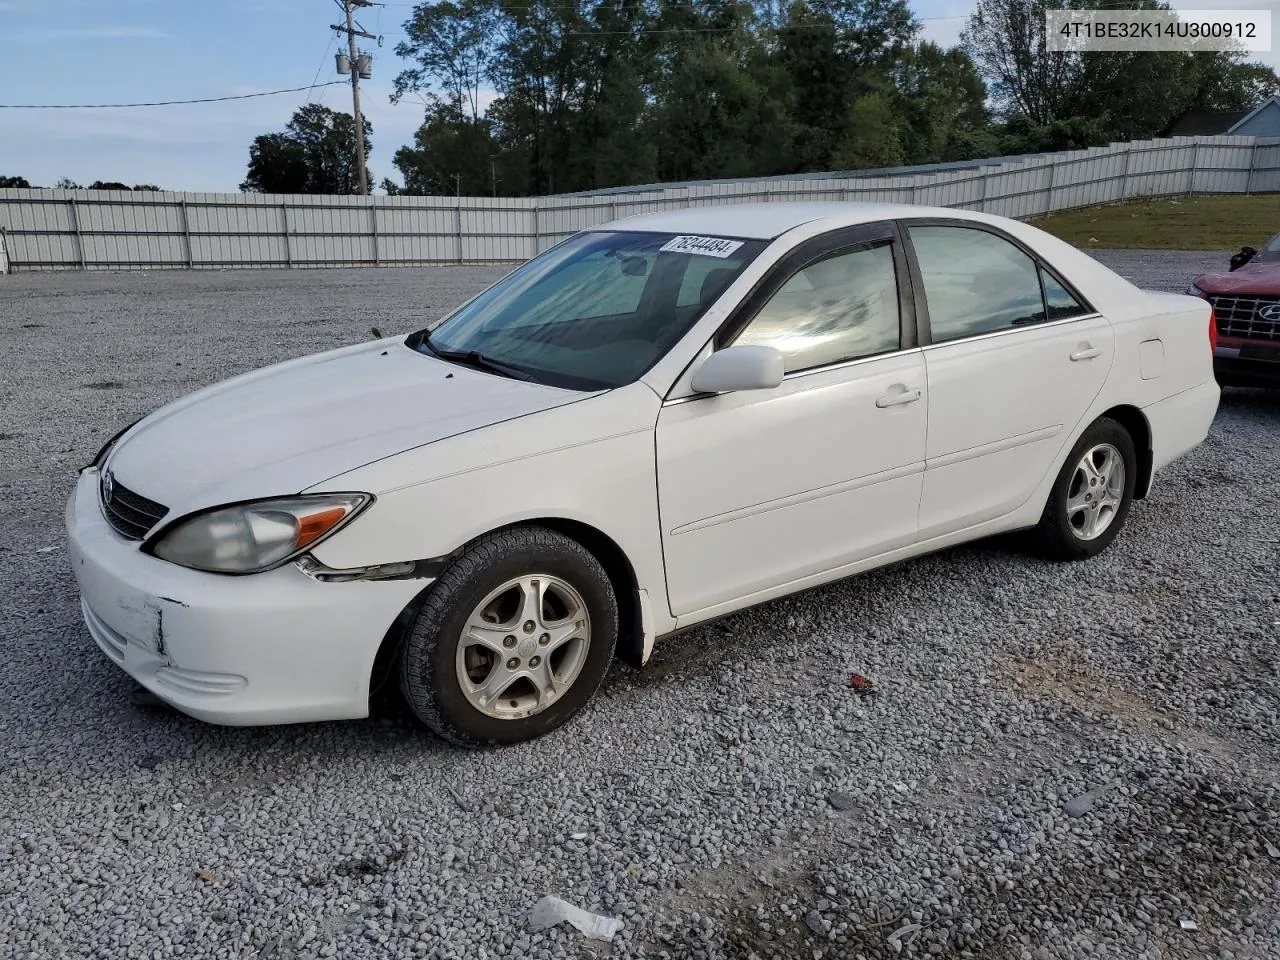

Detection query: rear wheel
(399, 526), (617, 746)
(1031, 417), (1137, 561)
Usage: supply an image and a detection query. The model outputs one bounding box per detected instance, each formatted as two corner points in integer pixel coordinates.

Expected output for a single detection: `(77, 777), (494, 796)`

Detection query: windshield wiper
(420, 335), (534, 382)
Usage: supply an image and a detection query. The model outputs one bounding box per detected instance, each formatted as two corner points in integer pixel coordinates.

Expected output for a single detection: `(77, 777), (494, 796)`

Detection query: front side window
(734, 241), (901, 374)
(417, 231), (765, 390)
(909, 226), (1046, 342)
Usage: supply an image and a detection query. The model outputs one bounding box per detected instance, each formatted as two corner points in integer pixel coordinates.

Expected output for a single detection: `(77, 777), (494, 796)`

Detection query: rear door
(903, 221), (1113, 539)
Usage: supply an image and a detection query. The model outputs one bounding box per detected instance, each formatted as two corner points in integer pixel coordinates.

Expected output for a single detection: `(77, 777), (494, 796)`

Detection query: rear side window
(734, 241), (901, 373)
(908, 226), (1046, 342)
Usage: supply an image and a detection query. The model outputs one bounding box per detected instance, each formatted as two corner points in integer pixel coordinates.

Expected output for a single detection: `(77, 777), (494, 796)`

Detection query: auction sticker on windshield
(659, 235), (745, 258)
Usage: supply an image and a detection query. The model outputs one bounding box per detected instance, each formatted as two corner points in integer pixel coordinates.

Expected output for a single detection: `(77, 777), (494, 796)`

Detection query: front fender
(306, 383), (674, 636)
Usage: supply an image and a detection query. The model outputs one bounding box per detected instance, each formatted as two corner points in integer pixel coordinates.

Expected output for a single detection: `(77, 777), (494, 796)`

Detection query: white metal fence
(2, 135), (1276, 272)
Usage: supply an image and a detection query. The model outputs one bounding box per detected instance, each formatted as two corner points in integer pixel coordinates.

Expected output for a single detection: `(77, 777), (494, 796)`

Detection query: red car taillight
(1208, 308), (1218, 353)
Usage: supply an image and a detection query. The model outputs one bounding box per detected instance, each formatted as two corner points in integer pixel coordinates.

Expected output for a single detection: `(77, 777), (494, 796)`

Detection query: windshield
(1259, 231), (1280, 262)
(412, 230), (766, 390)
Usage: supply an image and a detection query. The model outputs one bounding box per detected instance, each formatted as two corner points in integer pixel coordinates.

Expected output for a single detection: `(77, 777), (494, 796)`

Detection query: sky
(0, 0), (1274, 194)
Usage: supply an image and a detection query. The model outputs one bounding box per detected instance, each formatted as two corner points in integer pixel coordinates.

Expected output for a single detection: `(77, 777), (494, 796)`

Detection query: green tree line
(0, 177), (163, 190)
(374, 0), (1277, 197)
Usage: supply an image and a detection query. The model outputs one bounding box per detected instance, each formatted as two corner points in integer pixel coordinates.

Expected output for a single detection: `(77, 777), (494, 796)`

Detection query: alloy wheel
(1065, 442), (1126, 541)
(455, 574), (591, 720)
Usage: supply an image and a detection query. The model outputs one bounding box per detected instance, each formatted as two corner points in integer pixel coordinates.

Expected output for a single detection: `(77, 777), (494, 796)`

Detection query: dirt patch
(1006, 656), (1277, 784)
(653, 773), (1279, 959)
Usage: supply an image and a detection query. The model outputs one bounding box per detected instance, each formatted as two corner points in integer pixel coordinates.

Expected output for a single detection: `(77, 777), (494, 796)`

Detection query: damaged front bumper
(65, 469), (429, 726)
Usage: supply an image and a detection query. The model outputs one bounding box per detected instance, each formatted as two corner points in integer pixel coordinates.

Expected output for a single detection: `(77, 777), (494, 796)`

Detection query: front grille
(1208, 294), (1280, 342)
(101, 475), (168, 540)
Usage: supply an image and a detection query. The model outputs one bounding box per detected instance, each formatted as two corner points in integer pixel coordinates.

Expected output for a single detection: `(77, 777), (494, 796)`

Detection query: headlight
(148, 493), (371, 574)
(1186, 282), (1206, 298)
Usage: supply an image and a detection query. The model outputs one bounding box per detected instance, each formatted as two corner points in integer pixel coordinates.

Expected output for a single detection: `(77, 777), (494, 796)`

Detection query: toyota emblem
(101, 469), (114, 505)
(1258, 303), (1280, 322)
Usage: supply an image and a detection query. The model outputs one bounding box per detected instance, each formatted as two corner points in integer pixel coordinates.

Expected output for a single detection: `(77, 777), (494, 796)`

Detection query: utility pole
(332, 0), (376, 195)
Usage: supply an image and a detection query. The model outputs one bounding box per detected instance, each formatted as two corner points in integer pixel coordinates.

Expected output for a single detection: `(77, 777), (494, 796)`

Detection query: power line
(386, 12), (970, 40)
(304, 35), (340, 106)
(384, 1), (966, 18)
(389, 19), (956, 39)
(0, 82), (347, 110)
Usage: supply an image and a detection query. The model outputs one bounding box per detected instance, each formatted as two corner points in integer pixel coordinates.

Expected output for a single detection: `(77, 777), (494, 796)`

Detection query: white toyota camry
(67, 203), (1220, 745)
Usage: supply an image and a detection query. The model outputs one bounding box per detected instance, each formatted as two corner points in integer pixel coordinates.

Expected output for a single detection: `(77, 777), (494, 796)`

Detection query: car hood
(1194, 261), (1280, 296)
(105, 338), (584, 516)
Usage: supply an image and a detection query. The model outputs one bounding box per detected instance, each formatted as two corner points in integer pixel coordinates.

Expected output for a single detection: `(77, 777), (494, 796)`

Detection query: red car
(1190, 233), (1280, 388)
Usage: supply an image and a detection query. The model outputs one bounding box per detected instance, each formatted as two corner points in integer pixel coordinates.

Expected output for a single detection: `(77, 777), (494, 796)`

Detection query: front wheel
(1031, 417), (1137, 561)
(399, 526), (617, 746)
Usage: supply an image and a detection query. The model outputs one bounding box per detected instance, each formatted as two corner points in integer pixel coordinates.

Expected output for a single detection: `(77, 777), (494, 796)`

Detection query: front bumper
(65, 469), (428, 726)
(1215, 341), (1280, 388)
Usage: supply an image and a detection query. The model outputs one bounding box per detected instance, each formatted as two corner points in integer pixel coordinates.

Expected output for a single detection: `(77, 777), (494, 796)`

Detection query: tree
(390, 0), (1280, 193)
(485, 0), (614, 194)
(962, 0), (1280, 147)
(995, 113), (1108, 153)
(240, 105), (373, 194)
(831, 90), (907, 169)
(388, 0), (1005, 191)
(647, 30), (795, 183)
(132, 184), (162, 192)
(776, 0), (920, 169)
(394, 0), (500, 122)
(54, 178), (81, 189)
(88, 181), (132, 190)
(0, 176), (31, 188)
(393, 0), (506, 194)
(548, 0), (658, 191)
(891, 43), (993, 163)
(393, 105), (500, 195)
(395, 0), (662, 195)
(637, 0), (796, 184)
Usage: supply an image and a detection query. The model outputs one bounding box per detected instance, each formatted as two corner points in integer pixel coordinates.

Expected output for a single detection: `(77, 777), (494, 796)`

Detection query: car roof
(591, 201), (990, 240)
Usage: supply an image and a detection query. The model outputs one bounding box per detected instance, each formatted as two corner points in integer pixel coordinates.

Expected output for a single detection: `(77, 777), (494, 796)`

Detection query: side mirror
(691, 345), (785, 394)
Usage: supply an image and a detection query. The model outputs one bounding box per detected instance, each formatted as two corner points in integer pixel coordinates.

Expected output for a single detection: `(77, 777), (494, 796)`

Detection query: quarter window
(1040, 268), (1088, 320)
(908, 226), (1046, 342)
(734, 241), (901, 373)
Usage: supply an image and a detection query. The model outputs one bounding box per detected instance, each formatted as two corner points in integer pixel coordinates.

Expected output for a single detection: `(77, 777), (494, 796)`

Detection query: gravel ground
(0, 251), (1277, 960)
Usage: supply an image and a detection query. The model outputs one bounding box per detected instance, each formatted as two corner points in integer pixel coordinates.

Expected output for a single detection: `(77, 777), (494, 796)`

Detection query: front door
(655, 223), (929, 619)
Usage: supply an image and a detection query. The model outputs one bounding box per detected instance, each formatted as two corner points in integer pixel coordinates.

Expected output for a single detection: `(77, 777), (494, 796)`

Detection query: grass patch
(1027, 194), (1280, 250)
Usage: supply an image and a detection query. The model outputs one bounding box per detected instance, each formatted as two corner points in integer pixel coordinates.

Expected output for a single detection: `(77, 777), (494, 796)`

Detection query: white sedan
(66, 203), (1220, 744)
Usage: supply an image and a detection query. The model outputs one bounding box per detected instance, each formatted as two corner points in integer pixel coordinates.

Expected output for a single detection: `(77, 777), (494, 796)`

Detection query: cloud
(23, 26), (168, 40)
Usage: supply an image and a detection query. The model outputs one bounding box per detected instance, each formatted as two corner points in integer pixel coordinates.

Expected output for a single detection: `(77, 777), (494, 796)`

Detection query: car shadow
(1217, 384), (1280, 413)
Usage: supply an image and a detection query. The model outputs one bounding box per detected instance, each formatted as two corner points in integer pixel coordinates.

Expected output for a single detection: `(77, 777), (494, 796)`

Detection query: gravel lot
(1, 251), (1277, 960)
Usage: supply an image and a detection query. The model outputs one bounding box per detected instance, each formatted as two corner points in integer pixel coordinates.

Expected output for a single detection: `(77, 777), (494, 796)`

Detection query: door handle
(1070, 344), (1102, 361)
(875, 387), (922, 408)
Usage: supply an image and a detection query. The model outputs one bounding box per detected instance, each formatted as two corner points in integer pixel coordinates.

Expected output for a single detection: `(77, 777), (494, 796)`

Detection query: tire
(399, 525), (617, 746)
(1031, 417), (1137, 561)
